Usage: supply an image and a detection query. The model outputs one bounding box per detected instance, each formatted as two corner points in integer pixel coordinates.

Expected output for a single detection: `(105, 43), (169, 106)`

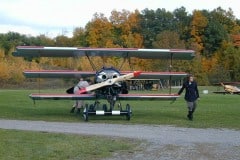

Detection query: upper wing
(23, 70), (188, 79)
(13, 46), (195, 60)
(30, 93), (179, 101)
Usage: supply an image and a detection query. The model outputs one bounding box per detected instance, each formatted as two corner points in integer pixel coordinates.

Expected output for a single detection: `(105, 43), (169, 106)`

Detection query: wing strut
(119, 52), (131, 70)
(86, 53), (97, 71)
(169, 53), (173, 94)
(37, 52), (41, 95)
(127, 56), (134, 71)
(117, 52), (135, 71)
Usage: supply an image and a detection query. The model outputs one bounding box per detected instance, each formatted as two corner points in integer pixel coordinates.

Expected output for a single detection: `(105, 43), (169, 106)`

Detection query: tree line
(0, 6), (240, 86)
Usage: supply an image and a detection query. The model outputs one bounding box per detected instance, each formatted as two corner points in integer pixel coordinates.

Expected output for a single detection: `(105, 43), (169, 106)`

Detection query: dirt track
(0, 119), (239, 160)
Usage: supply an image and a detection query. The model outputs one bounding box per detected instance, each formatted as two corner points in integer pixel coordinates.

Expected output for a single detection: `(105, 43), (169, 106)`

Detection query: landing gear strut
(83, 103), (132, 121)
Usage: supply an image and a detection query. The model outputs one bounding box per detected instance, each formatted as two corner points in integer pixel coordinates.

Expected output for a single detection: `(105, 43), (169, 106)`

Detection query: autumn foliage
(1, 7), (240, 86)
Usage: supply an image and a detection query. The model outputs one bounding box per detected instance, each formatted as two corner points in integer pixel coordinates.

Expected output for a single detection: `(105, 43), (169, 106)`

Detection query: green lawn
(0, 88), (239, 129)
(0, 129), (140, 160)
(0, 88), (239, 159)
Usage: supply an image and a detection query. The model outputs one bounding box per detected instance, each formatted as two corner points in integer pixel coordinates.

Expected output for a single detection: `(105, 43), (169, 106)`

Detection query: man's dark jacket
(178, 81), (199, 102)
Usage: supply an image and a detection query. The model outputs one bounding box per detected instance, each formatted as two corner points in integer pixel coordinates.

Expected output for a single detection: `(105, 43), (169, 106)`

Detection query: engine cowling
(95, 67), (128, 96)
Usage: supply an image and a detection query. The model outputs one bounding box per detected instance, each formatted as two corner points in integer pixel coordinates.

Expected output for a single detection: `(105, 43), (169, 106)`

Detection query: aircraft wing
(213, 82), (240, 85)
(118, 93), (179, 100)
(122, 71), (188, 80)
(213, 91), (240, 95)
(30, 93), (179, 101)
(23, 70), (188, 79)
(13, 46), (195, 60)
(23, 70), (96, 78)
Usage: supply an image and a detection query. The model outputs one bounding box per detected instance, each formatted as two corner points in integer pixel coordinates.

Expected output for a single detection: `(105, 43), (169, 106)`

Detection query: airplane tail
(220, 82), (225, 87)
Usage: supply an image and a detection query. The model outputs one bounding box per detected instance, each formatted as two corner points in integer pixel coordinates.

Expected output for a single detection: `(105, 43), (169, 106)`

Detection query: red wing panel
(13, 46), (195, 60)
(30, 93), (179, 101)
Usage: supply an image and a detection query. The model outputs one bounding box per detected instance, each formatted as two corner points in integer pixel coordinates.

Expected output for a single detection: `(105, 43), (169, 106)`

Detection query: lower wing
(30, 93), (180, 101)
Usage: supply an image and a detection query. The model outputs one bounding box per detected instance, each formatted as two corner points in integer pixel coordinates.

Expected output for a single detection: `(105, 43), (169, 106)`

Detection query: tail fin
(220, 82), (225, 87)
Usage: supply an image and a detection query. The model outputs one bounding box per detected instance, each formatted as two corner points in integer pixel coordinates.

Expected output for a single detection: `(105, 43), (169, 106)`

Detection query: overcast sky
(0, 0), (239, 38)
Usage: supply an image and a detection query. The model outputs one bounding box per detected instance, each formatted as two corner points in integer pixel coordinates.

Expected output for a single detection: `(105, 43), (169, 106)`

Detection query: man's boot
(192, 108), (195, 114)
(70, 107), (75, 113)
(187, 111), (193, 120)
(76, 108), (81, 114)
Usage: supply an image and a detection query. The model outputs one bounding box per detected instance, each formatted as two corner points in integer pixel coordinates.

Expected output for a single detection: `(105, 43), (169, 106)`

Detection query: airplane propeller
(77, 71), (141, 94)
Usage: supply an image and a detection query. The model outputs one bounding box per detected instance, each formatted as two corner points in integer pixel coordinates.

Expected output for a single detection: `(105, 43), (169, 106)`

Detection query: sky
(1, 0), (240, 38)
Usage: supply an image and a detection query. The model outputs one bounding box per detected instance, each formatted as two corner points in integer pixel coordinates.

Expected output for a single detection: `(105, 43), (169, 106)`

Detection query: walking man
(178, 75), (199, 120)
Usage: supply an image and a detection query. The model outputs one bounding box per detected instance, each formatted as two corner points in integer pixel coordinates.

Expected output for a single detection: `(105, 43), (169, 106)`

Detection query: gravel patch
(0, 119), (239, 160)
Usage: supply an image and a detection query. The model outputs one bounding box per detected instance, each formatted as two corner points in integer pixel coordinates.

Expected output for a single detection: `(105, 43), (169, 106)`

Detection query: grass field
(0, 87), (239, 129)
(0, 129), (140, 160)
(0, 87), (240, 159)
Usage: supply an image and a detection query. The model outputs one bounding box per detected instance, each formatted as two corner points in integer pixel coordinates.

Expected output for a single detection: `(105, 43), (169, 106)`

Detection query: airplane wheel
(126, 104), (132, 120)
(83, 105), (89, 122)
(89, 104), (95, 111)
(102, 104), (107, 112)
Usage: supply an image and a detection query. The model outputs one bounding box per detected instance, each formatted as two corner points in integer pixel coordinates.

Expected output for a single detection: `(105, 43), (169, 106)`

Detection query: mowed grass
(0, 88), (239, 129)
(0, 88), (239, 159)
(0, 129), (139, 160)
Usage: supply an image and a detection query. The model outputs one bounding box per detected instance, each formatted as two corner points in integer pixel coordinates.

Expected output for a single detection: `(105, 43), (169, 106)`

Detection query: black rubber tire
(126, 104), (131, 120)
(83, 105), (89, 122)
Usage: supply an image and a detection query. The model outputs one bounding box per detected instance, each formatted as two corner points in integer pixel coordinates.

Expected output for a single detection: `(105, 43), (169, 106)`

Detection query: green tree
(54, 35), (73, 47)
(173, 7), (191, 42)
(211, 7), (237, 34)
(203, 20), (227, 56)
(140, 8), (176, 48)
(152, 31), (185, 49)
(218, 45), (240, 81)
(0, 32), (22, 55)
(151, 31), (188, 72)
(72, 27), (87, 47)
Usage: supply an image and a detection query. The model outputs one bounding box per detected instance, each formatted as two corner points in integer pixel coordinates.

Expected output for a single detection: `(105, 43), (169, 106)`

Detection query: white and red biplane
(13, 46), (195, 121)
